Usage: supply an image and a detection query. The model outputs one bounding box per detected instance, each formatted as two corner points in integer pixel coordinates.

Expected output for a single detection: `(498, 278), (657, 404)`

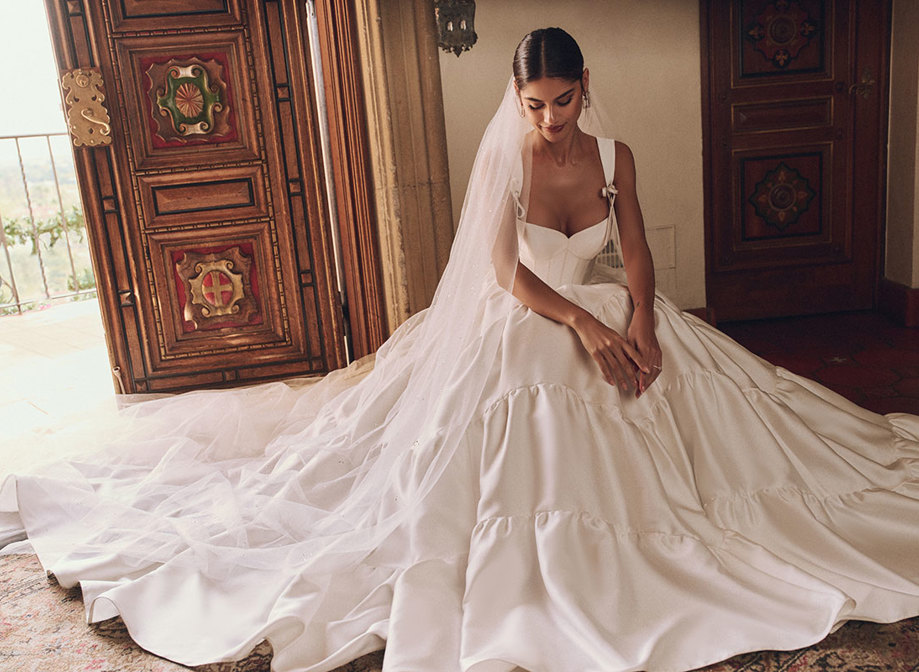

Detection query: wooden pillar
(352, 0), (454, 329)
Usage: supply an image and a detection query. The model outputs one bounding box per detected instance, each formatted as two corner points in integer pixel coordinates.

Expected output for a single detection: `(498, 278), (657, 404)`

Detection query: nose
(543, 105), (557, 124)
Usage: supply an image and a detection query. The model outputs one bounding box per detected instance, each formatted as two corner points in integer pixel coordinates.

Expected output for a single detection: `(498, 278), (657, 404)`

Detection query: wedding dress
(3, 89), (919, 672)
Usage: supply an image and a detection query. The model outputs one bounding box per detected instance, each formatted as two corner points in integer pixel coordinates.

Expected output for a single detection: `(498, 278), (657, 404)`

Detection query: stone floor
(0, 298), (114, 478)
(721, 310), (919, 415)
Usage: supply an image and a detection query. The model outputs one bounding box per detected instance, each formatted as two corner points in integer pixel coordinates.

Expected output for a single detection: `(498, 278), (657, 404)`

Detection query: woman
(3, 27), (919, 672)
(508, 28), (661, 396)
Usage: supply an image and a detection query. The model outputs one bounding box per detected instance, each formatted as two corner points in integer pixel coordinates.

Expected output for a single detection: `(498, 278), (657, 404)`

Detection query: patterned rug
(1, 552), (917, 672)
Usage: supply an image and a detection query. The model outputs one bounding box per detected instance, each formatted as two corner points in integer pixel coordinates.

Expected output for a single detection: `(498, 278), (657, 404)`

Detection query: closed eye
(528, 97), (573, 111)
(525, 88), (576, 110)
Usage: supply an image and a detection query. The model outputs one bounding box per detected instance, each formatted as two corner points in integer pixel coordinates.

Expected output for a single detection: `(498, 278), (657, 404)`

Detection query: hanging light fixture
(434, 0), (478, 57)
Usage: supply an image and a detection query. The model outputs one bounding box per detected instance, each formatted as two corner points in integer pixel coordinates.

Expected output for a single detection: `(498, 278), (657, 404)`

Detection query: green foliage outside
(2, 206), (85, 253)
(0, 136), (95, 315)
(0, 208), (95, 314)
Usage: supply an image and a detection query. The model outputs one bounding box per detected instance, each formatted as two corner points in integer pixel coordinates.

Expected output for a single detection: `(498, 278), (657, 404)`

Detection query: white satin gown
(3, 138), (919, 672)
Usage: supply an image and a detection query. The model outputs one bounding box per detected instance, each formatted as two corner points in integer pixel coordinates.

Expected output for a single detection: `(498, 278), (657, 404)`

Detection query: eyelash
(528, 97), (573, 111)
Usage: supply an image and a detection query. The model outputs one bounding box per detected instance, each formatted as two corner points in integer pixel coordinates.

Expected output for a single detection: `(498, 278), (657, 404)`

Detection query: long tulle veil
(1, 77), (612, 585)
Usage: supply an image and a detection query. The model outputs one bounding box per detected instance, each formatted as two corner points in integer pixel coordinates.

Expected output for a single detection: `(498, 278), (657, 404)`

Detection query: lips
(543, 124), (565, 134)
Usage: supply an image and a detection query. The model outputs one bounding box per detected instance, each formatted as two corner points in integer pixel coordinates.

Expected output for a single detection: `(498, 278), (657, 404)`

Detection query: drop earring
(582, 90), (591, 109)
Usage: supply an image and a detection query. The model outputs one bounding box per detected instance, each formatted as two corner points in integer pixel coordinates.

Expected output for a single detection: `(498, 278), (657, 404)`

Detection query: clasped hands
(572, 308), (662, 397)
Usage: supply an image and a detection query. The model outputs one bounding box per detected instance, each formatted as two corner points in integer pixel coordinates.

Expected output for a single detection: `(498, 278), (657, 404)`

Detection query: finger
(626, 340), (648, 373)
(607, 350), (638, 392)
(638, 359), (662, 396)
(603, 350), (632, 390)
(646, 362), (663, 388)
(638, 366), (653, 397)
(623, 341), (649, 373)
(592, 351), (617, 387)
(609, 357), (631, 391)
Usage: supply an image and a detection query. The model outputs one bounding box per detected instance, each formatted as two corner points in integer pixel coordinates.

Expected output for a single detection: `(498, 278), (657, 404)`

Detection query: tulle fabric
(1, 79), (572, 580)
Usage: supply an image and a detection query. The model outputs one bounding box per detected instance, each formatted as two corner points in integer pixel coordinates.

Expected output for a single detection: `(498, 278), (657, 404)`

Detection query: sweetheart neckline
(523, 218), (607, 241)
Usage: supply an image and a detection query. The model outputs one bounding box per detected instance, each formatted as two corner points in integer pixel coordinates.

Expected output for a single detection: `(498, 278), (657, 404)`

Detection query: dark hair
(512, 28), (584, 88)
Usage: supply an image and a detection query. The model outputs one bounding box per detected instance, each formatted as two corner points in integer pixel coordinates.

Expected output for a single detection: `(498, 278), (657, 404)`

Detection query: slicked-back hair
(512, 27), (584, 88)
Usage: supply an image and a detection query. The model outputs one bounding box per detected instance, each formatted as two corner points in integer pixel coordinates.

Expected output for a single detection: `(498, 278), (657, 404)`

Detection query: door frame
(314, 0), (388, 357)
(45, 0), (452, 390)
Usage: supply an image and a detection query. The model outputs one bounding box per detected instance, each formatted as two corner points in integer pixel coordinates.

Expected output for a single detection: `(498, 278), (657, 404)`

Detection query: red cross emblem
(202, 270), (234, 308)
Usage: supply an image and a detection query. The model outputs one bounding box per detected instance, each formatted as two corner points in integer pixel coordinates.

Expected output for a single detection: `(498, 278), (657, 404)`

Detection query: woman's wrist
(567, 306), (595, 331)
(632, 297), (654, 316)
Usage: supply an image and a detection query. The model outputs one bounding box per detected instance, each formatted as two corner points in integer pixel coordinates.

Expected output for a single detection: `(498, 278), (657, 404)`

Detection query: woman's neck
(532, 128), (588, 167)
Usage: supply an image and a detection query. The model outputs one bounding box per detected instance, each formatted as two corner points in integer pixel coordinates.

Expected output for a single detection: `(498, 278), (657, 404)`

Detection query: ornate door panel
(702, 0), (890, 320)
(45, 0), (348, 392)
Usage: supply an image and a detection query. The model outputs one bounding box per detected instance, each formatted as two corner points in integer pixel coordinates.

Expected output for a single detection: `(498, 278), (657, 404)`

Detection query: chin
(539, 126), (572, 143)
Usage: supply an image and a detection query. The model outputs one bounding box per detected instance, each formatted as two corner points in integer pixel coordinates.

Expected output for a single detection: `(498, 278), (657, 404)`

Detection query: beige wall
(438, 0), (706, 309)
(887, 0), (919, 288)
(439, 1), (919, 307)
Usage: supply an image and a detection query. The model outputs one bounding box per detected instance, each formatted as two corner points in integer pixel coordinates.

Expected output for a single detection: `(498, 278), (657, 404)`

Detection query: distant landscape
(0, 0), (94, 315)
(0, 134), (94, 314)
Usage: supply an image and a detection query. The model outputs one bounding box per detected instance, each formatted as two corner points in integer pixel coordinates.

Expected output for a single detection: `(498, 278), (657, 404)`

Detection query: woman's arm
(613, 141), (662, 395)
(511, 251), (646, 393)
(504, 140), (663, 396)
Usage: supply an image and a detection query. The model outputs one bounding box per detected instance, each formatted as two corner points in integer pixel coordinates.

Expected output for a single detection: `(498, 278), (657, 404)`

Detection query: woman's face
(516, 72), (587, 144)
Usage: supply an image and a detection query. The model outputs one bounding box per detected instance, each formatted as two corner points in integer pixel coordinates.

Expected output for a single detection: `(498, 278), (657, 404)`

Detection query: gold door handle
(848, 68), (876, 99)
(60, 68), (113, 147)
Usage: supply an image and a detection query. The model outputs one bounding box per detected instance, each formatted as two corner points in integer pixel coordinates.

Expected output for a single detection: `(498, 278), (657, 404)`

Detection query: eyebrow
(523, 87), (577, 103)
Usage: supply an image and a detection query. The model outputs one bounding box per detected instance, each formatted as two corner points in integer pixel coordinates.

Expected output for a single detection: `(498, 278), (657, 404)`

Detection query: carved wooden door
(702, 0), (890, 321)
(45, 0), (348, 392)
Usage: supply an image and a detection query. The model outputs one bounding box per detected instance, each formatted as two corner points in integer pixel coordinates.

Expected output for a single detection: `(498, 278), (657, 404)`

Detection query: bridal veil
(1, 76), (612, 584)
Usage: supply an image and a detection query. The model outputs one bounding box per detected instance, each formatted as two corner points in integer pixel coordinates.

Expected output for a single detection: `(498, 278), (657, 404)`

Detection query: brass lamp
(434, 0), (478, 57)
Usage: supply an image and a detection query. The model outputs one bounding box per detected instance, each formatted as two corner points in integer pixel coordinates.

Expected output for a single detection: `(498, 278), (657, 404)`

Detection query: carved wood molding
(47, 0), (351, 392)
(314, 0), (388, 357)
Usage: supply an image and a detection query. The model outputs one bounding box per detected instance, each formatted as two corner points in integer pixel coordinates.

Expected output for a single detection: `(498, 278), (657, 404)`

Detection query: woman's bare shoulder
(613, 140), (637, 185)
(613, 140), (634, 159)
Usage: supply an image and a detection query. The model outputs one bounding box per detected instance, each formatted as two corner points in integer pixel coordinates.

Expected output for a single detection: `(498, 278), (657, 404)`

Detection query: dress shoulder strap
(598, 137), (617, 187)
(597, 137), (623, 268)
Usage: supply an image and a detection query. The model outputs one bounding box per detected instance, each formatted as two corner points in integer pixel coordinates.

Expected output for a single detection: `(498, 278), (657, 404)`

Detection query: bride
(3, 26), (919, 672)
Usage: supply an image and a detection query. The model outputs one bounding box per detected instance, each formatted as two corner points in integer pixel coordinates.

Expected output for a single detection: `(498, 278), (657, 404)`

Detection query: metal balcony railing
(0, 132), (94, 315)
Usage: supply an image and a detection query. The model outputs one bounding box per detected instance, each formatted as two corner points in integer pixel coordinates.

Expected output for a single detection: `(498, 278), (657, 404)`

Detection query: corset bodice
(518, 218), (609, 289)
(513, 137), (620, 290)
